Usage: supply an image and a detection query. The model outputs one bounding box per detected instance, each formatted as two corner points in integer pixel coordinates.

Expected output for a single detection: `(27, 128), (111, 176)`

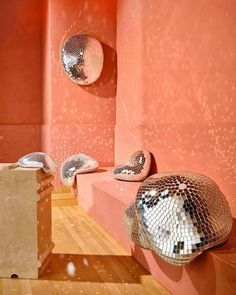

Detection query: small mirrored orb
(61, 34), (104, 85)
(60, 153), (99, 186)
(18, 152), (56, 175)
(112, 150), (151, 181)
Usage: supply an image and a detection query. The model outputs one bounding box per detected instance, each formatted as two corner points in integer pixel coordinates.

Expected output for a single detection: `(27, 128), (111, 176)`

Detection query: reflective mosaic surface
(60, 153), (99, 186)
(18, 152), (56, 175)
(61, 34), (104, 85)
(113, 150), (151, 181)
(125, 171), (232, 265)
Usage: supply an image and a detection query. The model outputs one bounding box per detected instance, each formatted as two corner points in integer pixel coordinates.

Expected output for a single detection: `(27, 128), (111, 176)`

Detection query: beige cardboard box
(0, 163), (54, 279)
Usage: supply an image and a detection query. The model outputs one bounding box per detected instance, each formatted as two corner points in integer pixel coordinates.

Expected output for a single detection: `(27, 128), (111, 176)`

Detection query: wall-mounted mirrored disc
(61, 34), (104, 85)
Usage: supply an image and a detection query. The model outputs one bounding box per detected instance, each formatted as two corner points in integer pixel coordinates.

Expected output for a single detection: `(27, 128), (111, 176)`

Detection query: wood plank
(52, 189), (77, 207)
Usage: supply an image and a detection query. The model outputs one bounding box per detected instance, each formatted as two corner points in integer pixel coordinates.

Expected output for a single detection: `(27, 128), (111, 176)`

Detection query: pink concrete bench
(75, 168), (236, 295)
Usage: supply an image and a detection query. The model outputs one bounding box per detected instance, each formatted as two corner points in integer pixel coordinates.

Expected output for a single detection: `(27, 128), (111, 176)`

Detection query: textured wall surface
(116, 0), (236, 200)
(44, 0), (116, 182)
(0, 0), (43, 162)
(0, 0), (116, 182)
(116, 2), (236, 294)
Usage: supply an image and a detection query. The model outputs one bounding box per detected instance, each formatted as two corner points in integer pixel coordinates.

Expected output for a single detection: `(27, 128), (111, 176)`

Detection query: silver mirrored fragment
(61, 34), (104, 85)
(112, 150), (151, 181)
(18, 152), (56, 175)
(125, 171), (232, 265)
(60, 153), (99, 186)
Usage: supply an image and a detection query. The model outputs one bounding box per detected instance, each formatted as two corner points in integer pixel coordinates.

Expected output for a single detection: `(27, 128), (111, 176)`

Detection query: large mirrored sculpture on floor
(18, 152), (56, 175)
(125, 171), (232, 265)
(112, 150), (151, 181)
(61, 34), (104, 85)
(60, 153), (99, 186)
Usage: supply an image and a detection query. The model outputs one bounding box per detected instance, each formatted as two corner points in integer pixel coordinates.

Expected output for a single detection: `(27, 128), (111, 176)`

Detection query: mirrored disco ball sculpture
(112, 150), (151, 181)
(61, 34), (104, 85)
(125, 172), (232, 265)
(60, 153), (99, 186)
(18, 152), (56, 175)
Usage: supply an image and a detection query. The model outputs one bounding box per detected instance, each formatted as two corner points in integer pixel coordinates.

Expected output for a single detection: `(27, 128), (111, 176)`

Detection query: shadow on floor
(40, 253), (149, 283)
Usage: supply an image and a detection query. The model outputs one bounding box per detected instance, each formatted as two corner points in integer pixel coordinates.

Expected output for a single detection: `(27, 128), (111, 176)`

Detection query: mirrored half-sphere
(125, 171), (232, 265)
(112, 150), (151, 181)
(60, 153), (99, 186)
(18, 152), (56, 175)
(61, 34), (104, 85)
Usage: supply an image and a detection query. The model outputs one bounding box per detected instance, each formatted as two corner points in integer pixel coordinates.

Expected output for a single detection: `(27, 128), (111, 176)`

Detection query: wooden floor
(0, 197), (169, 295)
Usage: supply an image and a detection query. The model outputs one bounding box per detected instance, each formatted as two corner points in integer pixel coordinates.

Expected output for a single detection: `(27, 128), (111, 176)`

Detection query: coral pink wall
(0, 0), (43, 162)
(43, 0), (116, 182)
(0, 0), (116, 182)
(116, 0), (236, 202)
